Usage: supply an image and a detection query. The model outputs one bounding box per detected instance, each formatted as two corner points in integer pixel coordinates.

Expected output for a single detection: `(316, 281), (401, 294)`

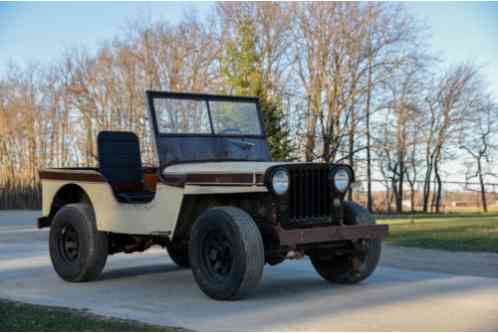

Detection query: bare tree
(1, 3), (498, 213)
(422, 64), (478, 212)
(460, 92), (498, 212)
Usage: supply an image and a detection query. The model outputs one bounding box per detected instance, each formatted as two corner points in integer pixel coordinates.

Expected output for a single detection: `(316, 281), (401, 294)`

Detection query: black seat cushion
(97, 131), (154, 204)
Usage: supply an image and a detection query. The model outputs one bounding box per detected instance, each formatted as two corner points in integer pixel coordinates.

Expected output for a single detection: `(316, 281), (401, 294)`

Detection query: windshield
(152, 96), (263, 136)
(209, 101), (262, 135)
(147, 91), (272, 165)
(154, 98), (211, 134)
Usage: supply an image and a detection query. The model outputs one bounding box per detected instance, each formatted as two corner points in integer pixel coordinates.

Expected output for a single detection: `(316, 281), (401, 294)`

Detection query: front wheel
(189, 207), (264, 300)
(309, 202), (381, 284)
(49, 203), (108, 282)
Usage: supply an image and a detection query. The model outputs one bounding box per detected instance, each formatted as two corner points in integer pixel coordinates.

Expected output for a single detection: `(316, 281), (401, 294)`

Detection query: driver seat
(97, 131), (155, 204)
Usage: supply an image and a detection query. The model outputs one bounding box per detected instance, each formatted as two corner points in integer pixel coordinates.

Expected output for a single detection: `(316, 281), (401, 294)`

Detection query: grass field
(378, 212), (498, 253)
(0, 299), (185, 332)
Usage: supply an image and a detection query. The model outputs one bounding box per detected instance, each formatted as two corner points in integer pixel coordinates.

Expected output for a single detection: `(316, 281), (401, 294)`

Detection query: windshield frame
(146, 90), (267, 139)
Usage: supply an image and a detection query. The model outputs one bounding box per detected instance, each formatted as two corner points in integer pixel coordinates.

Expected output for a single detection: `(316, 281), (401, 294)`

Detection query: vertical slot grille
(288, 165), (331, 224)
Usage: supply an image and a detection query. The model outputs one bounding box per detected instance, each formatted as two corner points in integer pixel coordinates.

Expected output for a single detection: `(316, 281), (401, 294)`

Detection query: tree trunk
(397, 157), (405, 213)
(305, 95), (318, 162)
(347, 106), (355, 201)
(477, 158), (488, 213)
(434, 161), (442, 213)
(393, 179), (403, 213)
(365, 39), (374, 213)
(422, 161), (432, 212)
(409, 183), (416, 213)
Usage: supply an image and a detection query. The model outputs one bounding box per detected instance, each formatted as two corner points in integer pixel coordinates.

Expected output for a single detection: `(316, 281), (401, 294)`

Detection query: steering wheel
(220, 127), (242, 135)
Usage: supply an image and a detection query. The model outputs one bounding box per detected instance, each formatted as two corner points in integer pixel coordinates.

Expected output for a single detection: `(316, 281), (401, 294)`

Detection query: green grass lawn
(378, 213), (498, 253)
(0, 299), (186, 332)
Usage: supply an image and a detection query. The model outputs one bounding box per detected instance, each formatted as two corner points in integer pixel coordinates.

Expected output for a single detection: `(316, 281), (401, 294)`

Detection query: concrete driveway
(1, 210), (498, 331)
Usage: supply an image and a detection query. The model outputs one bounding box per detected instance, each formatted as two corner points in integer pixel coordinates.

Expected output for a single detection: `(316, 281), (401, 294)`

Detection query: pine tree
(221, 16), (294, 160)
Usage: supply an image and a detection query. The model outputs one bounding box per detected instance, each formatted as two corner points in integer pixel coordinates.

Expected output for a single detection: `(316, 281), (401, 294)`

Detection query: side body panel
(42, 179), (183, 235)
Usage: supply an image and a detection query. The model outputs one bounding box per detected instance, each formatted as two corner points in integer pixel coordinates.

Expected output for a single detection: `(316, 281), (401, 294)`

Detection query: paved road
(1, 210), (498, 331)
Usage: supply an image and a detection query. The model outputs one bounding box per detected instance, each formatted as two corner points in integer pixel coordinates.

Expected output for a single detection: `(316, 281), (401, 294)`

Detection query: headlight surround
(332, 168), (351, 193)
(271, 168), (289, 195)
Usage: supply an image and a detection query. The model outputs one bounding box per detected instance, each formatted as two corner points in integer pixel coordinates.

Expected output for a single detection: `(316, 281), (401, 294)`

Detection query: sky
(1, 2), (498, 97)
(0, 2), (212, 67)
(406, 2), (498, 98)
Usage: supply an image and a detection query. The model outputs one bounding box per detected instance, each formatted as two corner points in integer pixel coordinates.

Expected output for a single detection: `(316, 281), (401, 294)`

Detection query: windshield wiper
(226, 139), (255, 151)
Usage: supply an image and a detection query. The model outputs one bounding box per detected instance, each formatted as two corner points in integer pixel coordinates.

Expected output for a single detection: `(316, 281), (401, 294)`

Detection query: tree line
(1, 3), (497, 211)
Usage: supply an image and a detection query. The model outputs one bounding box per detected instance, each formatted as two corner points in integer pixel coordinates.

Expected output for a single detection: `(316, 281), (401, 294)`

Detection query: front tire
(49, 203), (108, 282)
(309, 202), (381, 284)
(167, 243), (190, 268)
(189, 207), (264, 300)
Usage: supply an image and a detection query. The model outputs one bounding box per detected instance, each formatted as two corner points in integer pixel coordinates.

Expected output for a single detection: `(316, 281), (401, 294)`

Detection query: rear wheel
(49, 203), (108, 282)
(309, 202), (381, 284)
(189, 207), (264, 300)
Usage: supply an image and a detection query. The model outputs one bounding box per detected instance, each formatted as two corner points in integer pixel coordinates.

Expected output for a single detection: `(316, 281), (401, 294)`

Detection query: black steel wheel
(309, 201), (382, 284)
(189, 207), (264, 300)
(201, 231), (234, 279)
(57, 224), (80, 263)
(49, 203), (108, 282)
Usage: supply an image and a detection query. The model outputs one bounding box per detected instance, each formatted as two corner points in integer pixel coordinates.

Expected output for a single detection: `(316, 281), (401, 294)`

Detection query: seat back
(97, 131), (143, 185)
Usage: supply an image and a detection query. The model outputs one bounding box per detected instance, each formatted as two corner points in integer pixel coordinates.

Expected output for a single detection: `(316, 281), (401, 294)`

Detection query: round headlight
(272, 169), (289, 195)
(333, 168), (351, 192)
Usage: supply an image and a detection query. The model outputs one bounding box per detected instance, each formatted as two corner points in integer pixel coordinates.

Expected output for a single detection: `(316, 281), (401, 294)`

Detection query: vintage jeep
(38, 91), (388, 300)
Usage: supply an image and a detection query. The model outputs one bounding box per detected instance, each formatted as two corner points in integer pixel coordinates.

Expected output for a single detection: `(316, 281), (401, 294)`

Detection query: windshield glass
(209, 101), (262, 136)
(152, 97), (263, 136)
(154, 98), (211, 134)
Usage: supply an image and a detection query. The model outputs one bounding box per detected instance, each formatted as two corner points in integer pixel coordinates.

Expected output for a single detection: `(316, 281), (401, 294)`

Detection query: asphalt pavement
(1, 210), (497, 331)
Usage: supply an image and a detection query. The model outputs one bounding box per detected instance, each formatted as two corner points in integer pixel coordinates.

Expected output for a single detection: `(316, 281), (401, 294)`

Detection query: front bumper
(275, 224), (388, 248)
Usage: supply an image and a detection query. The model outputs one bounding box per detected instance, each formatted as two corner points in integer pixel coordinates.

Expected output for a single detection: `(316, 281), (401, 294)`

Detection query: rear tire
(309, 202), (381, 284)
(49, 203), (108, 282)
(189, 207), (264, 300)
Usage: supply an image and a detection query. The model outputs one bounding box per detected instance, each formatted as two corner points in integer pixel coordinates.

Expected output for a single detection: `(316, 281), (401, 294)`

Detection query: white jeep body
(40, 161), (297, 235)
(38, 91), (387, 300)
(39, 91), (386, 247)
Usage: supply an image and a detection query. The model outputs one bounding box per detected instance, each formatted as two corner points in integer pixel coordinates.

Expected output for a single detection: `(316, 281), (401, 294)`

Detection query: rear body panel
(40, 169), (182, 235)
(39, 167), (271, 235)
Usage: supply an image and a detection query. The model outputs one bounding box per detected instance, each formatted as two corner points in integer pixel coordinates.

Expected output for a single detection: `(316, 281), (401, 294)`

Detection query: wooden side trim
(39, 169), (106, 182)
(162, 174), (187, 187)
(40, 168), (265, 188)
(162, 173), (265, 187)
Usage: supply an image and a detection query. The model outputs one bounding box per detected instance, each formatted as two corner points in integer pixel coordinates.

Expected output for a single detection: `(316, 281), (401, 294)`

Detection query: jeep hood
(161, 161), (348, 188)
(163, 161), (305, 176)
(162, 161), (297, 187)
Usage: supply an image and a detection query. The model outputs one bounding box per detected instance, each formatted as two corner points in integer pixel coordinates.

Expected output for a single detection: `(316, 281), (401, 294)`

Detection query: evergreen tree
(221, 16), (294, 160)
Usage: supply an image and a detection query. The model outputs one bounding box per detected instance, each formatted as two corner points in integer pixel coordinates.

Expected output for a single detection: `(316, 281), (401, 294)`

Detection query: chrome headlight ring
(331, 167), (351, 193)
(271, 168), (289, 195)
